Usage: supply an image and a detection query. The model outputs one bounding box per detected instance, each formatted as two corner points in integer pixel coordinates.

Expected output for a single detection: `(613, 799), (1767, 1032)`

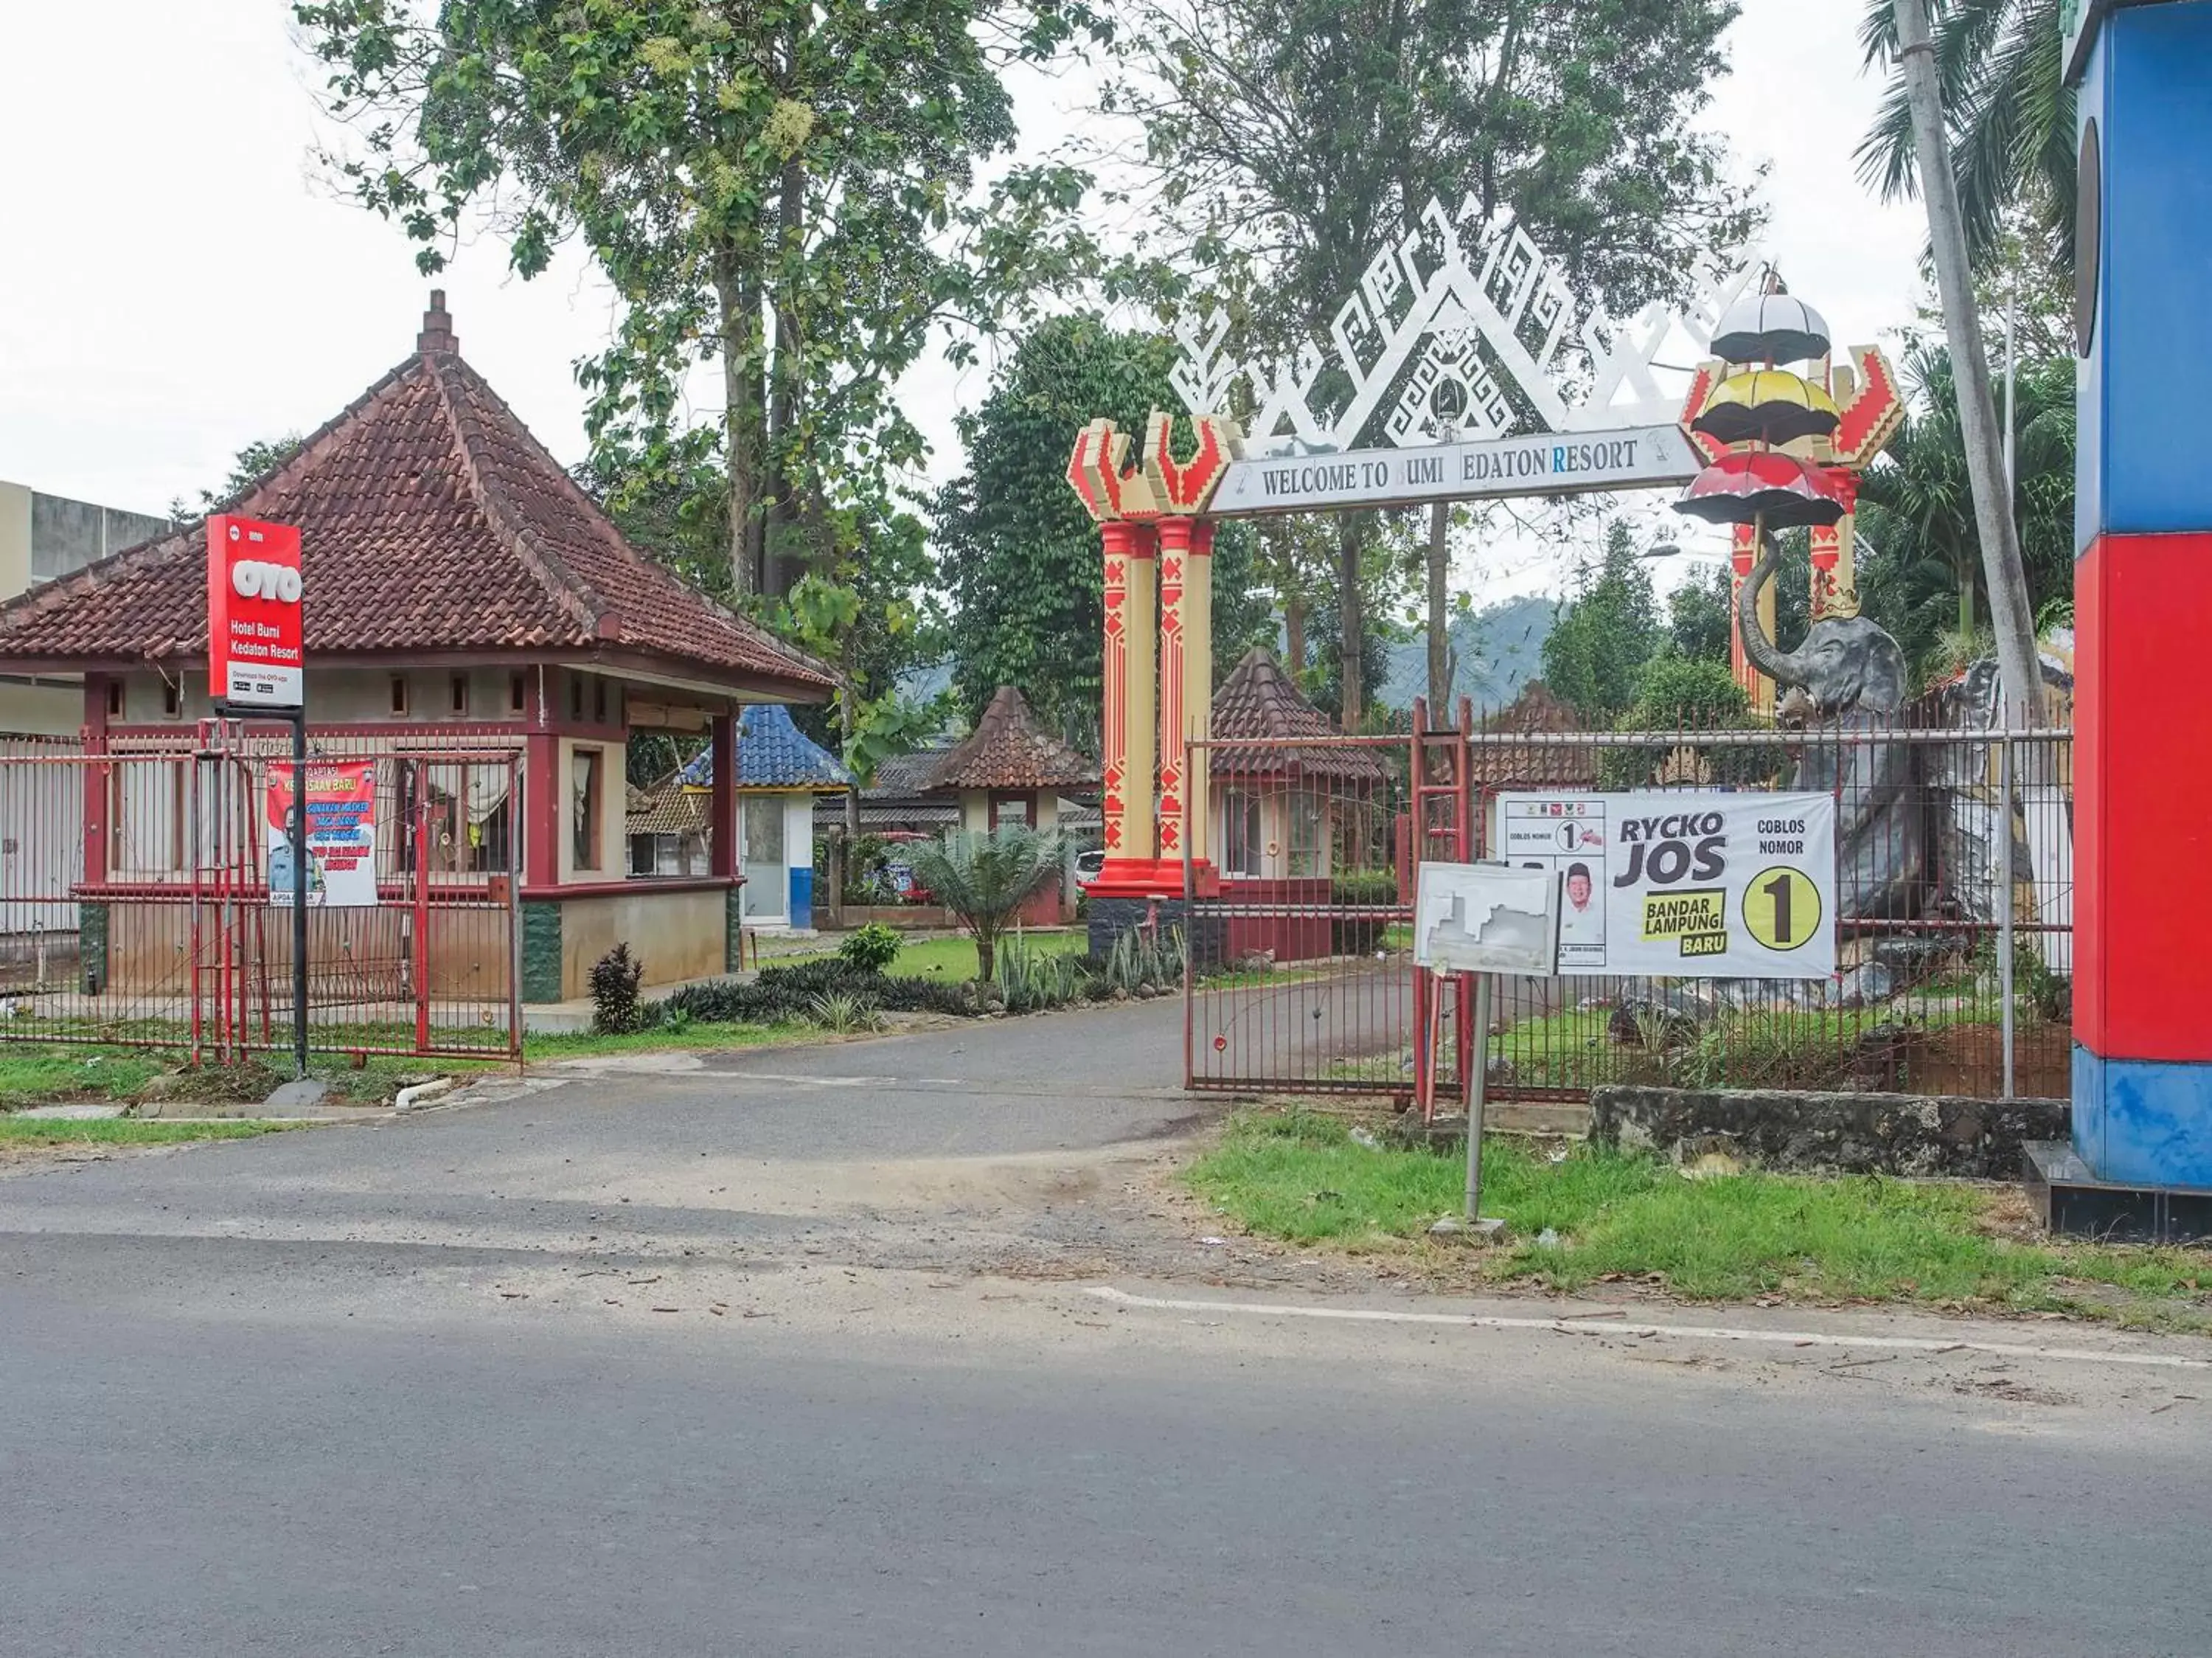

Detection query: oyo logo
(232, 560), (302, 603)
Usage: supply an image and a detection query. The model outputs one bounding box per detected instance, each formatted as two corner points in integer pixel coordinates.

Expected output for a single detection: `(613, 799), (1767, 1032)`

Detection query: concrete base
(2070, 1046), (2212, 1188)
(1589, 1084), (2068, 1179)
(1087, 895), (1226, 967)
(1427, 1215), (1509, 1243)
(2023, 1140), (2212, 1244)
(263, 1078), (332, 1111)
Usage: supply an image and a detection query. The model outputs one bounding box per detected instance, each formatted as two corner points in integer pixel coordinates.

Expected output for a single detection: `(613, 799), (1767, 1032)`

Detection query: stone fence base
(1589, 1085), (2069, 1180)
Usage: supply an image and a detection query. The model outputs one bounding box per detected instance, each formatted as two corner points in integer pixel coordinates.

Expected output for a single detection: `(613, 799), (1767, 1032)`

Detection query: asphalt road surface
(5, 1003), (2210, 1657)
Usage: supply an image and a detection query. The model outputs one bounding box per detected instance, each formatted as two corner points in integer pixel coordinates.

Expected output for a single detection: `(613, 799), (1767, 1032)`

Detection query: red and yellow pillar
(1066, 412), (1237, 896)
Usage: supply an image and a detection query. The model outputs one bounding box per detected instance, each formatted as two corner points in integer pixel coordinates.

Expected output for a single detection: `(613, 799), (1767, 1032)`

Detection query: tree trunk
(975, 929), (995, 985)
(764, 149), (807, 598)
(1284, 594), (1306, 676)
(839, 685), (860, 839)
(1426, 500), (1450, 712)
(1892, 0), (2042, 721)
(714, 260), (766, 601)
(1336, 510), (1365, 729)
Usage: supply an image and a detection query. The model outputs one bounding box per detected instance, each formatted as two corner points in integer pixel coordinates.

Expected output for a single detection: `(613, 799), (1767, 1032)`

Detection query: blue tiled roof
(680, 704), (852, 791)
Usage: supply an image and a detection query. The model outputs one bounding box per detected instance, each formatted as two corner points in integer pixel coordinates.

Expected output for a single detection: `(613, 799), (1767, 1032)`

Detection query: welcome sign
(1208, 424), (1703, 516)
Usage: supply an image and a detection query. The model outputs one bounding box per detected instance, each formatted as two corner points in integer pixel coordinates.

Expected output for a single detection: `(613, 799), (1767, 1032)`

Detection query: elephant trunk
(1736, 536), (1808, 690)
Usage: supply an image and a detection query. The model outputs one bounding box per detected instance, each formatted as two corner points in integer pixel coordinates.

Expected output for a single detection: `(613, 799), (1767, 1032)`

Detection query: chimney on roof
(417, 289), (458, 355)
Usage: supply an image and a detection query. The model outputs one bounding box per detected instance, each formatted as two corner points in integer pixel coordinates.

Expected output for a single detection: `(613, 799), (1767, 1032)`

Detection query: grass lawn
(521, 1020), (817, 1058)
(777, 929), (1088, 982)
(0, 1117), (299, 1150)
(1186, 1110), (2212, 1330)
(0, 1047), (170, 1111)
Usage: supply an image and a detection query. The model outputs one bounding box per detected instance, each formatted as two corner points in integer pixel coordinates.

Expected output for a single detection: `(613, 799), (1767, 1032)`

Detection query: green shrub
(838, 922), (903, 973)
(1596, 653), (1781, 790)
(807, 991), (885, 1034)
(649, 960), (975, 1027)
(1329, 869), (1399, 907)
(589, 943), (646, 1034)
(998, 942), (1100, 1013)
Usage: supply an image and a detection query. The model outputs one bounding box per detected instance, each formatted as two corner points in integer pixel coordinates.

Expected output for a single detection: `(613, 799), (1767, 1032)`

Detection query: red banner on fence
(266, 760), (377, 908)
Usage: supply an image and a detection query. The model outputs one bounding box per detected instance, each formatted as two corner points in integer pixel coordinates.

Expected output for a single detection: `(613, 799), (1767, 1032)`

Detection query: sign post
(1412, 861), (1562, 1232)
(207, 514), (309, 1078)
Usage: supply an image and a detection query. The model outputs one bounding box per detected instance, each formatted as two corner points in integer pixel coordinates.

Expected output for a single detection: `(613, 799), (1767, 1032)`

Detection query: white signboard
(1413, 861), (1560, 977)
(1497, 791), (1837, 979)
(1210, 425), (1702, 517)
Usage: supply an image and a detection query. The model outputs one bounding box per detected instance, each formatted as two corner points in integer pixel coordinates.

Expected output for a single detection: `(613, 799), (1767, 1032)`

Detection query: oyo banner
(267, 761), (378, 909)
(1496, 791), (1836, 979)
(207, 513), (304, 708)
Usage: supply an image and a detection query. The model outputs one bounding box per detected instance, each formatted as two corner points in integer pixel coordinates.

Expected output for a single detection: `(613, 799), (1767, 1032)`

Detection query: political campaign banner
(267, 760), (378, 909)
(1495, 791), (1836, 979)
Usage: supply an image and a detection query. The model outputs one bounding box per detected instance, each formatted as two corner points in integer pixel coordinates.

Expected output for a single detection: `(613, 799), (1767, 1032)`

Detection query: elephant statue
(1738, 542), (1923, 923)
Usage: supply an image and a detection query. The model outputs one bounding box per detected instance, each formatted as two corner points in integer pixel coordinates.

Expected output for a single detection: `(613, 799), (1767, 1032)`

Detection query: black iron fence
(1182, 712), (2074, 1105)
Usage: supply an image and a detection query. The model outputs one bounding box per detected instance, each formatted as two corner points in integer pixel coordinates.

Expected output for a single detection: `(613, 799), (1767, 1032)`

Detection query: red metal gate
(0, 735), (520, 1062)
(1182, 700), (1475, 1106)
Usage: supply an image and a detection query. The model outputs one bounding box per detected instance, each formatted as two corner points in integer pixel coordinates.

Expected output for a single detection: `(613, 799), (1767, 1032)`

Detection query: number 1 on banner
(1743, 866), (1820, 953)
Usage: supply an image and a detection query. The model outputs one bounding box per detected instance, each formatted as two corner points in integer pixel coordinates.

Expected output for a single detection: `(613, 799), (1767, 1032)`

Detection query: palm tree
(1854, 340), (2076, 684)
(909, 826), (1067, 984)
(1857, 0), (2075, 272)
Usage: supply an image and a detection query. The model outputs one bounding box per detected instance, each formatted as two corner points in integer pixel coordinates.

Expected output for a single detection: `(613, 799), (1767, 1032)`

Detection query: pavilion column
(1099, 521), (1158, 871)
(82, 676), (109, 887)
(708, 711), (738, 879)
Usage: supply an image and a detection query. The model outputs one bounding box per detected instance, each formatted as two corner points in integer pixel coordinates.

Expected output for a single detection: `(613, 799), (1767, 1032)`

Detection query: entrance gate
(0, 737), (521, 1062)
(1181, 699), (1475, 1109)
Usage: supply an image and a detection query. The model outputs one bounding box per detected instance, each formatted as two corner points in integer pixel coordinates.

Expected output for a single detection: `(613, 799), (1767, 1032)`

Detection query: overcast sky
(0, 1), (1926, 594)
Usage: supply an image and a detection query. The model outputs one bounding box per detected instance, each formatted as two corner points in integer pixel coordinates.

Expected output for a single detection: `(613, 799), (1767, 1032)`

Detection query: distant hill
(1380, 592), (1556, 715)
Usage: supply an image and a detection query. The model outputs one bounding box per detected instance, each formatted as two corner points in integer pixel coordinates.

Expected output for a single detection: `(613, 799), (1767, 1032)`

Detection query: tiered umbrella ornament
(1675, 288), (1848, 535)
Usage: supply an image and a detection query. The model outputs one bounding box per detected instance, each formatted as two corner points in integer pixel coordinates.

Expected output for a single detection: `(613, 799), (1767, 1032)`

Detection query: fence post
(414, 762), (432, 1053)
(1998, 732), (2017, 1099)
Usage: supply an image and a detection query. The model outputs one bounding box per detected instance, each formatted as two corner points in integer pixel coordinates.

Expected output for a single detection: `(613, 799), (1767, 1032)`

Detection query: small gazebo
(0, 292), (835, 1004)
(1209, 648), (1388, 881)
(921, 686), (1097, 924)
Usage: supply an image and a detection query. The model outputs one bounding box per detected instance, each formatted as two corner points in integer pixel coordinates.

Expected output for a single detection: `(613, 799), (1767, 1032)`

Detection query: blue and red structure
(2066, 1), (2212, 1201)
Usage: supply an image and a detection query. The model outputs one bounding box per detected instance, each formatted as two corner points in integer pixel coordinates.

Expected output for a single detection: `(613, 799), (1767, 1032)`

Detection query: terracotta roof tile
(1208, 648), (1385, 780)
(1470, 683), (1599, 787)
(925, 686), (1097, 791)
(0, 295), (832, 696)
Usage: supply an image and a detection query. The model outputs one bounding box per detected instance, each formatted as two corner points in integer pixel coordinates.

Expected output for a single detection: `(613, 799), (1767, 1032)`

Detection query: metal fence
(1181, 711), (2075, 1106)
(0, 729), (521, 1061)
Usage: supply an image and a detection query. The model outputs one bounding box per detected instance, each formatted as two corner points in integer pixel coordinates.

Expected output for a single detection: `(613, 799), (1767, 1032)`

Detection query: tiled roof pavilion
(0, 294), (833, 702)
(1209, 648), (1385, 780)
(678, 704), (853, 790)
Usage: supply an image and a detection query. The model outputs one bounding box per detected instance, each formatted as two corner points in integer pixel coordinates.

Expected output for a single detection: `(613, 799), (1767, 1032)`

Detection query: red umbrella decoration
(1675, 450), (1847, 531)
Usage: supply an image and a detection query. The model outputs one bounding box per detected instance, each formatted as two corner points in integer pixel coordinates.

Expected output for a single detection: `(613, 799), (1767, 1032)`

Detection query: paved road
(6, 1005), (2212, 1656)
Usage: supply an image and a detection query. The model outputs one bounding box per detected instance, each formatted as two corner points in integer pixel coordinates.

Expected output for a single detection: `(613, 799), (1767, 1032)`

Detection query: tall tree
(1665, 562), (1736, 665)
(1110, 0), (1756, 731)
(937, 316), (1169, 738)
(296, 0), (1102, 601)
(1866, 0), (2045, 718)
(938, 314), (1284, 740)
(1539, 521), (1661, 724)
(1857, 0), (2073, 274)
(1855, 339), (2075, 685)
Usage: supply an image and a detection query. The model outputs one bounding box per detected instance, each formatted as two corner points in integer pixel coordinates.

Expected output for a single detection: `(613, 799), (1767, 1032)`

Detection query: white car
(1074, 848), (1107, 888)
